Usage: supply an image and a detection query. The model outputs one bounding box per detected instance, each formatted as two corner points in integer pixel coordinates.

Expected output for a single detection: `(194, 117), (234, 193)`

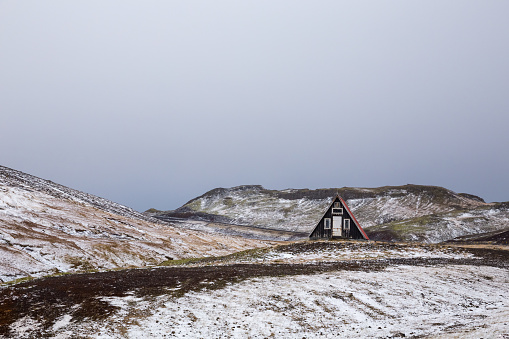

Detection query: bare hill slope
(0, 166), (275, 283)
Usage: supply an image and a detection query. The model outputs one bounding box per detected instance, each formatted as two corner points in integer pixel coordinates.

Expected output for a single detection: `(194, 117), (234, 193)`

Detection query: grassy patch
(159, 257), (210, 266)
(64, 256), (96, 272)
(3, 276), (35, 286)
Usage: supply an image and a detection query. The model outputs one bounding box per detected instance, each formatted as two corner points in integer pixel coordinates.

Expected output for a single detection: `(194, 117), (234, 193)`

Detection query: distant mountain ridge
(150, 184), (508, 243)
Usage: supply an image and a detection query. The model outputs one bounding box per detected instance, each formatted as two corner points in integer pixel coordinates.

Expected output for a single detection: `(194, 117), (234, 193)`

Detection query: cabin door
(332, 216), (342, 237)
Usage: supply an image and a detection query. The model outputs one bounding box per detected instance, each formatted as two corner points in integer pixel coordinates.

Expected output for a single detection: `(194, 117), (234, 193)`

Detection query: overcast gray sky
(1, 1), (508, 211)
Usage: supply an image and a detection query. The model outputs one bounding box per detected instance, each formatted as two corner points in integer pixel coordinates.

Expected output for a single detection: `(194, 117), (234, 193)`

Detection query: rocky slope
(0, 166), (276, 283)
(150, 185), (509, 243)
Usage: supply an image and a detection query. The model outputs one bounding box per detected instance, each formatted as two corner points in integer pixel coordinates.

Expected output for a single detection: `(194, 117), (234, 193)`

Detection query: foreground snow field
(4, 242), (506, 339)
(66, 265), (509, 339)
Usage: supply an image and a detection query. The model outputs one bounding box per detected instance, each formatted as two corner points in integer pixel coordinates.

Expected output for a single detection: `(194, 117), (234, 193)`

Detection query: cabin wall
(347, 218), (364, 239)
(309, 208), (333, 239)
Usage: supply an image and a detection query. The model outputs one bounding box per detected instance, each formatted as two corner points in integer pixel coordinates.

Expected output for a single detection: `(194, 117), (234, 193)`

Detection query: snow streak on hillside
(0, 166), (275, 282)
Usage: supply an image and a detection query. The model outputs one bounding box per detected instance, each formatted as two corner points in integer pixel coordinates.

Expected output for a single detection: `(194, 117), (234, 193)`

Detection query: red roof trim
(339, 196), (369, 240)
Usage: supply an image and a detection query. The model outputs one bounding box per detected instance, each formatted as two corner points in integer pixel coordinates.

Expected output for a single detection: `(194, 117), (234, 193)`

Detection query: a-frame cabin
(309, 195), (369, 240)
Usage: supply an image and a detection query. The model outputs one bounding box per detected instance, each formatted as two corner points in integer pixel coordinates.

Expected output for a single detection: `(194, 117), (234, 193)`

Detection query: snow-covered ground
(3, 241), (505, 338)
(170, 241), (477, 266)
(0, 165), (156, 223)
(247, 245), (474, 264)
(44, 264), (509, 339)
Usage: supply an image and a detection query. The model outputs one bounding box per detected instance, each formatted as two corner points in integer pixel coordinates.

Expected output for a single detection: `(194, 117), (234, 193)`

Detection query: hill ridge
(150, 184), (507, 243)
(0, 165), (155, 223)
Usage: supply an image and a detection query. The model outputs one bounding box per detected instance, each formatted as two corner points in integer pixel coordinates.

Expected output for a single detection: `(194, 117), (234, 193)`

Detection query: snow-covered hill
(151, 186), (335, 233)
(0, 165), (156, 223)
(367, 202), (509, 243)
(0, 166), (275, 283)
(150, 184), (509, 243)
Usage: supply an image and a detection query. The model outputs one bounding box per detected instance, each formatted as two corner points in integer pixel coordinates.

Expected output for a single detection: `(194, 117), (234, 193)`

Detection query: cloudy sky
(1, 1), (508, 211)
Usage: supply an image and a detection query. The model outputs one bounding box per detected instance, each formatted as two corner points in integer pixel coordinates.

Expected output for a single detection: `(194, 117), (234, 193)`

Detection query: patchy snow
(181, 242), (476, 266)
(370, 207), (509, 243)
(256, 246), (474, 264)
(52, 315), (73, 331)
(9, 317), (43, 338)
(3, 240), (508, 338)
(0, 165), (157, 223)
(347, 193), (486, 228)
(56, 265), (509, 338)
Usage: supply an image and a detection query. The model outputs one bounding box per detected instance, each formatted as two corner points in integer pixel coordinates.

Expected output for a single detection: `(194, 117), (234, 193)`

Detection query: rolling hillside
(150, 185), (509, 243)
(0, 166), (275, 283)
(366, 202), (509, 243)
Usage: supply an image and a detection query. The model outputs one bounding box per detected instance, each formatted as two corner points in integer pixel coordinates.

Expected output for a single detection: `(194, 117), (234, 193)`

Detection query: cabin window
(324, 218), (331, 229)
(344, 219), (350, 230)
(332, 207), (343, 215)
(334, 202), (340, 208)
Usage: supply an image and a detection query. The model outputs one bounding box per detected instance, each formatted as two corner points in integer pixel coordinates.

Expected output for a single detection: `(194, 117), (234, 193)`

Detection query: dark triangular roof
(309, 195), (369, 240)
